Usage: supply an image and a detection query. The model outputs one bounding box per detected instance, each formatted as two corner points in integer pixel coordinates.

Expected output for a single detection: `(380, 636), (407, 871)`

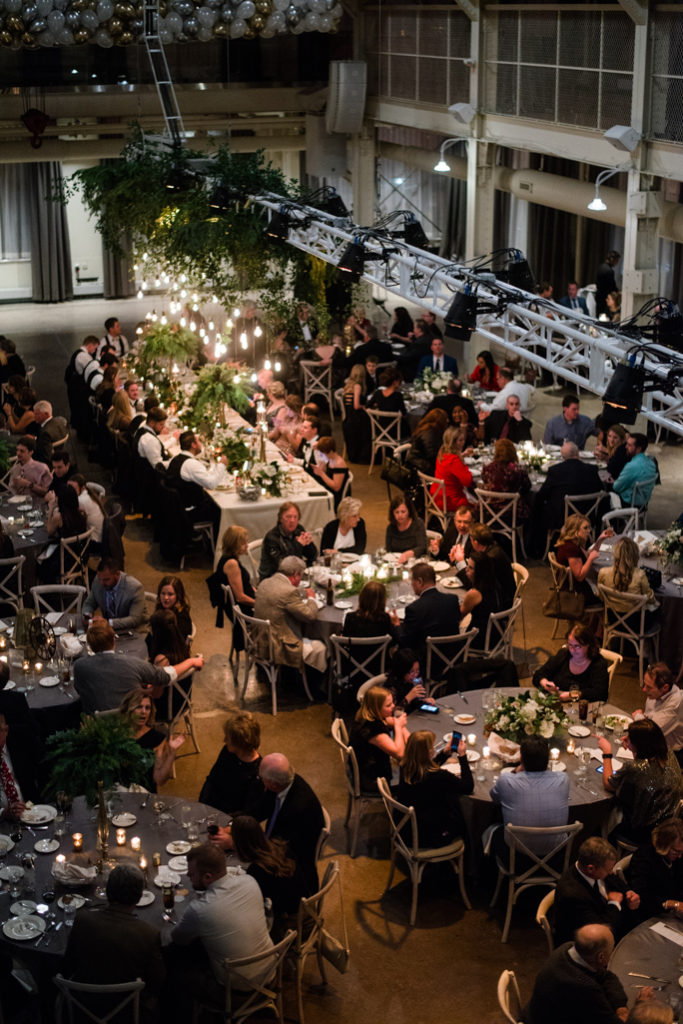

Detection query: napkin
(487, 732), (521, 763)
(52, 861), (98, 884)
(60, 635), (83, 658)
(650, 921), (683, 947)
(633, 530), (657, 555)
(45, 612), (62, 625)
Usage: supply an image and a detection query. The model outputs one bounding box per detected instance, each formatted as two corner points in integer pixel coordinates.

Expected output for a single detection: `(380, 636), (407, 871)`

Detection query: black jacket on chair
(399, 586), (461, 657)
(247, 774), (324, 894)
(534, 459), (604, 530)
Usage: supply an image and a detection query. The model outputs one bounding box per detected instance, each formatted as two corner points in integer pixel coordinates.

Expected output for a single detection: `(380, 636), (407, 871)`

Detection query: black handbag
(380, 454), (413, 491)
(642, 565), (662, 590)
(542, 587), (585, 620)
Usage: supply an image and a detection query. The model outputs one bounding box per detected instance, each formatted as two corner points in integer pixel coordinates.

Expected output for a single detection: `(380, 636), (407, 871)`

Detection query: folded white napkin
(487, 732), (521, 763)
(52, 861), (97, 884)
(59, 636), (83, 658)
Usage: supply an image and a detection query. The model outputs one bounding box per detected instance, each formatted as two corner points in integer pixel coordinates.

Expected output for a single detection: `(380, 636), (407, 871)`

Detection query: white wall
(62, 160), (104, 297)
(0, 259), (32, 301)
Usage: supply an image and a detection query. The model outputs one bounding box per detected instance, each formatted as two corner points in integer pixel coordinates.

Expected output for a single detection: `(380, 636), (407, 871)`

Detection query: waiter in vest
(134, 408), (170, 468)
(165, 431), (227, 534)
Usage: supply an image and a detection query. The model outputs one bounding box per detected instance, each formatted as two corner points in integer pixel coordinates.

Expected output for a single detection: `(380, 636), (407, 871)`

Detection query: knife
(628, 972), (668, 982)
(457, 690), (468, 705)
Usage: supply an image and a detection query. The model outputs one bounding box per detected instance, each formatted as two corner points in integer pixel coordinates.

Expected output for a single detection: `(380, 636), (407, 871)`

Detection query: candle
(139, 855), (148, 871)
(0, 656), (7, 665)
(130, 836), (141, 852)
(467, 733), (477, 746)
(22, 661), (29, 674)
(115, 829), (127, 847)
(72, 833), (83, 851)
(482, 745), (490, 759)
(566, 738), (576, 754)
(152, 852), (162, 870)
(55, 854), (66, 865)
(0, 636), (6, 650)
(34, 662), (42, 674)
(550, 747), (560, 763)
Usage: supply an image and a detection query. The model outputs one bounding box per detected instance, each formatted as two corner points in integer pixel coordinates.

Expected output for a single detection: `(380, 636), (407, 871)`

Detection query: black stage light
(321, 188), (349, 218)
(505, 250), (535, 292)
(208, 186), (234, 216)
(602, 362), (645, 425)
(654, 301), (683, 353)
(337, 241), (366, 283)
(165, 166), (193, 194)
(444, 288), (478, 341)
(264, 211), (291, 242)
(403, 215), (430, 250)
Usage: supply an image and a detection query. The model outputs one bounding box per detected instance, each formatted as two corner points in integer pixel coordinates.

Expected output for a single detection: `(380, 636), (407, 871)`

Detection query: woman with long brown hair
(155, 575), (193, 639)
(342, 363), (371, 463)
(406, 408), (448, 476)
(119, 687), (185, 792)
(230, 814), (310, 927)
(397, 730), (473, 847)
(555, 513), (613, 603)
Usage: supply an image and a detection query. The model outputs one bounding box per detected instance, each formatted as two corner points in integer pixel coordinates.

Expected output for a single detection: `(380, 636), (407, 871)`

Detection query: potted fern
(44, 715), (154, 806)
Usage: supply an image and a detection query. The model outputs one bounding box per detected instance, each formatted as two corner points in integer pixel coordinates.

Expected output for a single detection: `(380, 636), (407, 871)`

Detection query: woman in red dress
(430, 426), (473, 512)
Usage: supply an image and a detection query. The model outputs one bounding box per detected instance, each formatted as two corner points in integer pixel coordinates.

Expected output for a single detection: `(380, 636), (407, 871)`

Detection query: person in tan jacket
(253, 555), (327, 672)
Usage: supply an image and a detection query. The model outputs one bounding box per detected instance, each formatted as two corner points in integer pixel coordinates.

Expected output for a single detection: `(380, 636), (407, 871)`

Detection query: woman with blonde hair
(107, 388), (133, 433)
(264, 380), (287, 427)
(397, 730), (473, 847)
(556, 513), (613, 603)
(320, 496), (366, 554)
(218, 525), (254, 615)
(598, 535), (658, 627)
(119, 687), (185, 791)
(349, 685), (410, 791)
(342, 363), (371, 463)
(430, 425), (473, 512)
(481, 437), (532, 521)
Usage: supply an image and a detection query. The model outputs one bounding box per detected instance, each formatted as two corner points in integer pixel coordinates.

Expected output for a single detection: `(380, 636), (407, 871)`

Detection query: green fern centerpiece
(134, 321), (201, 378)
(44, 715), (154, 806)
(184, 364), (252, 431)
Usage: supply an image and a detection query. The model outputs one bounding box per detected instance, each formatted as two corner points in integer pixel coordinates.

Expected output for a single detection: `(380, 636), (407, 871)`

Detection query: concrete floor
(2, 295), (681, 1022)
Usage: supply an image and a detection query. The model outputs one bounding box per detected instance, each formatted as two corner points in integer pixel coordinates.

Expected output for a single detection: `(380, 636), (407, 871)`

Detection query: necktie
(572, 299), (577, 309)
(500, 417), (511, 439)
(434, 358), (441, 372)
(0, 754), (19, 805)
(265, 797), (281, 837)
(105, 588), (117, 619)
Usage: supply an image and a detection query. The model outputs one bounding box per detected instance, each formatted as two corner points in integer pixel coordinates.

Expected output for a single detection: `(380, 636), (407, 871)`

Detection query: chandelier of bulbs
(0, 0), (342, 48)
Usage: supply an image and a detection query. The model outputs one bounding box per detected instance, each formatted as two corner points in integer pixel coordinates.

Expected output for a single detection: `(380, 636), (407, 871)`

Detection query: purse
(542, 587), (585, 620)
(642, 565), (662, 590)
(380, 454), (413, 491)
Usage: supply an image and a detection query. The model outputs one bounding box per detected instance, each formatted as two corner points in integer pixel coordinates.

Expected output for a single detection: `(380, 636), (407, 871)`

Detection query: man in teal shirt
(612, 432), (658, 507)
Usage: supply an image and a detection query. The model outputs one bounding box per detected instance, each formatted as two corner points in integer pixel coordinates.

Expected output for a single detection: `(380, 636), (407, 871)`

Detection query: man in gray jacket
(83, 558), (146, 631)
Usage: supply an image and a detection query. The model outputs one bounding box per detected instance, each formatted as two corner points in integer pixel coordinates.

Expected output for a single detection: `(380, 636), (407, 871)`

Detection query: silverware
(457, 690), (468, 704)
(628, 972), (669, 982)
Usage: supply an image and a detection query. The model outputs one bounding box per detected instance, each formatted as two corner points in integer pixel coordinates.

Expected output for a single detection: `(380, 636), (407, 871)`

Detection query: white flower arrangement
(655, 522), (683, 567)
(484, 690), (569, 744)
(414, 368), (453, 394)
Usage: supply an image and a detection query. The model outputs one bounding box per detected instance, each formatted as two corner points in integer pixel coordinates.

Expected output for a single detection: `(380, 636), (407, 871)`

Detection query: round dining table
(609, 915), (683, 1013)
(0, 493), (50, 590)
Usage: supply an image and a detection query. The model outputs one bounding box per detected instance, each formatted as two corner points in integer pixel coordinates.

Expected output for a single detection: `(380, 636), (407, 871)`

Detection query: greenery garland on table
(182, 364), (252, 431)
(336, 570), (403, 598)
(484, 690), (570, 744)
(44, 715), (154, 806)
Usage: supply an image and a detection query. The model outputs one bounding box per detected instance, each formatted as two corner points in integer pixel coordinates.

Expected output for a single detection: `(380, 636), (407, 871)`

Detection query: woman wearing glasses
(532, 623), (609, 702)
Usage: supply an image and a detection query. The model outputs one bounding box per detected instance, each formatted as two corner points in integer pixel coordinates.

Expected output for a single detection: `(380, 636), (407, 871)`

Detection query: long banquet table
(610, 915), (683, 1013)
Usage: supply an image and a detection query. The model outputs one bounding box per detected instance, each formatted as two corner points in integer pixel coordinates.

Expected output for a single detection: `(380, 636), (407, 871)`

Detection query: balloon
(266, 11), (283, 29)
(118, 28), (132, 41)
(31, 18), (47, 32)
(236, 0), (254, 17)
(197, 24), (212, 39)
(229, 14), (245, 35)
(4, 0), (22, 13)
(95, 25), (113, 43)
(310, 0), (325, 11)
(273, 0), (287, 7)
(176, 0), (193, 15)
(37, 0), (53, 15)
(37, 27), (55, 43)
(183, 15), (198, 32)
(256, 0), (271, 12)
(220, 3), (232, 19)
(23, 7), (38, 24)
(196, 6), (216, 25)
(304, 10), (319, 28)
(251, 13), (264, 29)
(53, 0), (68, 10)
(65, 10), (80, 26)
(291, 17), (305, 32)
(46, 9), (64, 30)
(165, 10), (181, 31)
(108, 15), (122, 32)
(73, 26), (89, 40)
(319, 13), (331, 30)
(6, 15), (24, 31)
(157, 26), (172, 41)
(57, 25), (73, 42)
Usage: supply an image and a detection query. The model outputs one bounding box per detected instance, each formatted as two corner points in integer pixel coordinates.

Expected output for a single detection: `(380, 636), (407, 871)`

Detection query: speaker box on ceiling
(326, 60), (367, 135)
(305, 114), (348, 179)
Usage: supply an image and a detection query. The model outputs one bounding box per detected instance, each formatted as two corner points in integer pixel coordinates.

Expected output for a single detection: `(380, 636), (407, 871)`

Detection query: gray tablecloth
(610, 915), (683, 1009)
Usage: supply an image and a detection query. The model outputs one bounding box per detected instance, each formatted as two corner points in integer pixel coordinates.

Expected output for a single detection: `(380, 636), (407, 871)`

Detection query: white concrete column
(348, 128), (376, 228)
(621, 170), (662, 318)
(465, 138), (496, 260)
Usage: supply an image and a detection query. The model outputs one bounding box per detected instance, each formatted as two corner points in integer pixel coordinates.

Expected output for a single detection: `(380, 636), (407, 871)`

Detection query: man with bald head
(532, 437), (605, 541)
(523, 923), (653, 1024)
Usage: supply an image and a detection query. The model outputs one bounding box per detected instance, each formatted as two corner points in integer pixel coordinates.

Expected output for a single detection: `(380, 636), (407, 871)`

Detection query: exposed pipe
(0, 133), (306, 164)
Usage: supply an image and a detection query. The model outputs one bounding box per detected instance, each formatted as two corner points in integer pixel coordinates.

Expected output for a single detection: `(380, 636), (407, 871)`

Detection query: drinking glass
(180, 805), (193, 830)
(63, 903), (77, 928)
(187, 821), (199, 844)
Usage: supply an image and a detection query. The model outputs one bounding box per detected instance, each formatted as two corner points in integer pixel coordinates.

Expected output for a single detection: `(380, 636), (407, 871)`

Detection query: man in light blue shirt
(543, 394), (598, 450)
(612, 432), (658, 507)
(490, 735), (570, 858)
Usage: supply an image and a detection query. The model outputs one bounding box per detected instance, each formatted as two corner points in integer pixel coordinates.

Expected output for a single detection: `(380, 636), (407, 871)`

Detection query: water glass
(180, 805), (193, 829)
(53, 813), (65, 837)
(63, 903), (77, 928)
(187, 821), (199, 844)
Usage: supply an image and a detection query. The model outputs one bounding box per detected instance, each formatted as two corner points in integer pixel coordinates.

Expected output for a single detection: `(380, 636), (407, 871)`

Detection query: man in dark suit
(417, 336), (459, 377)
(33, 400), (68, 468)
(595, 251), (620, 316)
(364, 355), (381, 396)
(400, 562), (462, 657)
(82, 558), (146, 631)
(241, 753), (324, 893)
(428, 379), (477, 425)
(628, 817), (683, 923)
(523, 924), (634, 1024)
(558, 281), (589, 315)
(554, 837), (641, 945)
(348, 337), (393, 368)
(421, 310), (443, 341)
(64, 865), (165, 1023)
(533, 441), (605, 534)
(483, 394), (533, 444)
(395, 320), (432, 382)
(429, 505), (473, 566)
(469, 523), (516, 605)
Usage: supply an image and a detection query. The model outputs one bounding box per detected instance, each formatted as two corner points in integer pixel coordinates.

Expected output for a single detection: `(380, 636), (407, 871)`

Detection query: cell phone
(596, 764), (604, 774)
(451, 730), (462, 750)
(207, 824), (219, 836)
(419, 703), (439, 714)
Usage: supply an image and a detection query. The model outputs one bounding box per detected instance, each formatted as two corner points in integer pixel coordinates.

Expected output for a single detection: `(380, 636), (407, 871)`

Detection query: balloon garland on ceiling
(0, 0), (343, 48)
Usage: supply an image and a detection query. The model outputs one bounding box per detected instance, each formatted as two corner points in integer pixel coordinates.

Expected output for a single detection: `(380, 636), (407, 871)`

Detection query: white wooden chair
(54, 975), (144, 1024)
(300, 360), (334, 422)
(631, 477), (658, 528)
(418, 470), (449, 533)
(470, 598), (522, 661)
(0, 554), (25, 612)
(601, 507), (639, 535)
(599, 646), (623, 700)
(290, 862), (341, 1024)
(475, 488), (525, 563)
(59, 527), (94, 589)
(377, 776), (471, 926)
(366, 409), (403, 475)
(497, 970), (523, 1024)
(536, 889), (555, 953)
(246, 538), (263, 584)
(598, 583), (661, 682)
(330, 717), (383, 858)
(31, 584), (86, 617)
(234, 607), (314, 716)
(564, 491), (606, 537)
(425, 628), (479, 697)
(221, 583), (246, 682)
(340, 469), (354, 502)
(158, 666), (200, 756)
(511, 562), (529, 601)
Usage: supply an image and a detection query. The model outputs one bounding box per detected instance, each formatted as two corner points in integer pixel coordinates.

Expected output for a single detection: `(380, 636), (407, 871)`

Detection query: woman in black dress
(343, 580), (400, 643)
(231, 815), (310, 934)
(533, 624), (609, 702)
(350, 685), (411, 792)
(199, 710), (262, 815)
(154, 575), (193, 641)
(397, 730), (473, 847)
(460, 551), (505, 640)
(119, 687), (185, 792)
(406, 408), (449, 476)
(384, 647), (430, 710)
(389, 306), (414, 344)
(217, 526), (254, 614)
(342, 364), (371, 464)
(368, 367), (408, 417)
(310, 436), (349, 511)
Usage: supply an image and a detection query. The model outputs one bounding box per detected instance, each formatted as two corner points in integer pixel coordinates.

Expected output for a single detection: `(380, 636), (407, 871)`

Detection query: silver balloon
(46, 9), (64, 31)
(37, 27), (55, 43)
(273, 0), (288, 9)
(196, 6), (216, 26)
(129, 18), (142, 33)
(318, 12), (331, 30)
(197, 24), (212, 39)
(53, 0), (68, 10)
(236, 0), (254, 18)
(165, 11), (182, 32)
(310, 0), (325, 11)
(80, 8), (97, 29)
(65, 10), (80, 28)
(291, 17), (305, 32)
(36, 0), (53, 15)
(304, 10), (319, 28)
(221, 3), (232, 19)
(97, 0), (113, 20)
(266, 10), (284, 30)
(95, 26), (113, 44)
(183, 15), (198, 33)
(176, 0), (193, 14)
(158, 26), (172, 42)
(4, 0), (23, 14)
(23, 6), (38, 24)
(31, 17), (47, 32)
(57, 25), (74, 43)
(229, 14), (245, 35)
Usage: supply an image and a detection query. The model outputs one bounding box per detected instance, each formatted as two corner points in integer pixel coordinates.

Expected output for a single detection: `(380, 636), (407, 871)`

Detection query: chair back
(504, 821), (583, 891)
(547, 551), (571, 590)
(475, 488), (521, 561)
(601, 507), (639, 535)
(563, 491), (605, 535)
(246, 538), (263, 584)
(158, 666), (196, 730)
(535, 889), (555, 953)
(221, 929), (296, 1024)
(54, 973), (144, 1024)
(366, 409), (403, 473)
(599, 646), (623, 699)
(59, 528), (94, 589)
(0, 458), (16, 494)
(31, 584), (86, 617)
(340, 470), (354, 502)
(235, 607), (275, 664)
(511, 562), (529, 600)
(377, 776), (420, 858)
(425, 629), (479, 694)
(330, 635), (392, 695)
(418, 470), (448, 533)
(0, 554), (25, 612)
(296, 861), (339, 958)
(334, 387), (345, 422)
(300, 361), (333, 418)
(481, 598), (522, 660)
(331, 717), (361, 799)
(497, 970), (523, 1024)
(631, 476), (657, 511)
(221, 583), (247, 648)
(315, 806), (331, 864)
(597, 583), (650, 640)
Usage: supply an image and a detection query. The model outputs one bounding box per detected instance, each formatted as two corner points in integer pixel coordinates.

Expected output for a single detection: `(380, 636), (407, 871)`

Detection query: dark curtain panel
(100, 159), (135, 299)
(438, 141), (467, 260)
(527, 203), (611, 298)
(28, 162), (73, 303)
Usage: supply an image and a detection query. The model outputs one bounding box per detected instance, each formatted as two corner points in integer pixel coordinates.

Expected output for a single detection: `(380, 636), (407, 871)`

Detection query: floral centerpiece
(517, 441), (551, 473)
(183, 363), (252, 431)
(212, 426), (251, 472)
(414, 368), (453, 395)
(484, 690), (570, 744)
(655, 522), (683, 569)
(337, 566), (403, 597)
(249, 460), (288, 498)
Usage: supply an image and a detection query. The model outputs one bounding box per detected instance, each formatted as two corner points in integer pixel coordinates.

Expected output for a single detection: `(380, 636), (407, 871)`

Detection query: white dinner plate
(429, 561), (450, 573)
(466, 750), (481, 763)
(568, 725), (591, 738)
(34, 838), (60, 854)
(168, 856), (188, 873)
(442, 762), (461, 777)
(21, 804), (57, 825)
(38, 676), (60, 689)
(441, 578), (462, 589)
(10, 900), (36, 916)
(166, 840), (191, 855)
(58, 894), (86, 911)
(335, 599), (353, 609)
(0, 865), (24, 882)
(53, 627), (67, 636)
(551, 761), (567, 772)
(3, 681), (15, 690)
(137, 889), (155, 907)
(154, 870), (181, 888)
(3, 915), (45, 941)
(604, 714), (632, 732)
(0, 835), (15, 855)
(454, 714), (476, 725)
(501, 766), (517, 774)
(112, 813), (137, 828)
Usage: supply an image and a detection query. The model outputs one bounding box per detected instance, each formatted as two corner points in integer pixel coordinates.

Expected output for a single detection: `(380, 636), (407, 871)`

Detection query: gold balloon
(73, 27), (89, 41)
(22, 31), (37, 46)
(6, 15), (24, 31)
(115, 3), (134, 18)
(108, 16), (123, 33)
(119, 28), (133, 41)
(250, 13), (264, 29)
(243, 24), (254, 37)
(213, 21), (227, 34)
(0, 30), (12, 44)
(256, 0), (271, 13)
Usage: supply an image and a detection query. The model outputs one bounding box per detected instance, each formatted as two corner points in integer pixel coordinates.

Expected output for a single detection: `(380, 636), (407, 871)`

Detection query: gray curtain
(101, 159), (135, 299)
(0, 165), (32, 259)
(28, 162), (73, 303)
(438, 174), (467, 261)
